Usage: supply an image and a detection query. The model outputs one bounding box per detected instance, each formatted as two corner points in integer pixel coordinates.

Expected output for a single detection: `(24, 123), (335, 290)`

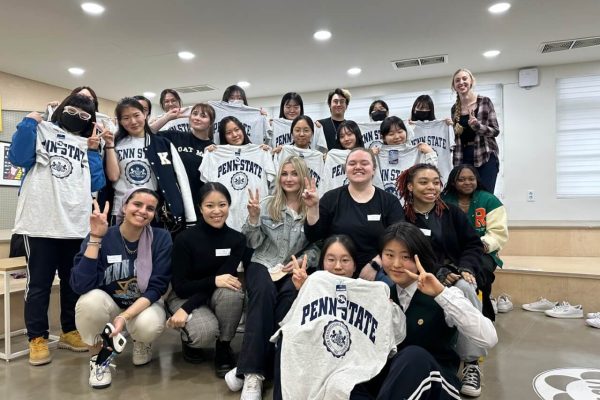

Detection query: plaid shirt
(451, 95), (500, 167)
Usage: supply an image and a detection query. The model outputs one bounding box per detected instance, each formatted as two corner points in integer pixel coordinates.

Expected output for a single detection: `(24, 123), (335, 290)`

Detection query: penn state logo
(231, 171), (249, 190)
(49, 155), (73, 179)
(368, 140), (383, 149)
(323, 320), (351, 358)
(384, 183), (398, 196)
(533, 368), (600, 400)
(342, 178), (349, 186)
(125, 160), (151, 185)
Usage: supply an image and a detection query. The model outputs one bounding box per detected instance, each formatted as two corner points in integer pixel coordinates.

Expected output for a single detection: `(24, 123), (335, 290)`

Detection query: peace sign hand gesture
(90, 199), (110, 239)
(247, 188), (261, 225)
(467, 109), (480, 130)
(404, 255), (445, 298)
(301, 177), (319, 209)
(291, 254), (308, 290)
(87, 123), (102, 151)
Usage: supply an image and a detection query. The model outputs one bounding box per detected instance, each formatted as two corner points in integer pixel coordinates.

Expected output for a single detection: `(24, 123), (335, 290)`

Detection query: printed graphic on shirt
(410, 120), (454, 183)
(209, 101), (269, 145)
(323, 320), (352, 358)
(43, 138), (86, 179)
(377, 145), (421, 199)
(103, 258), (140, 306)
(276, 146), (324, 189)
(358, 122), (383, 149)
(124, 160), (151, 185)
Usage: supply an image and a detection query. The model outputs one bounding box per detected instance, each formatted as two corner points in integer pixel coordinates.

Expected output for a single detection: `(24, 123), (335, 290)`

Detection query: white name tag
(107, 255), (122, 263)
(367, 214), (381, 221)
(215, 248), (231, 257)
(420, 228), (431, 236)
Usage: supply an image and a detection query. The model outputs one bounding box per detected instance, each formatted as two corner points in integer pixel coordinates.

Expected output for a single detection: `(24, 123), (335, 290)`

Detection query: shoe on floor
(225, 367), (244, 392)
(586, 312), (600, 319)
(132, 340), (152, 366)
(544, 301), (583, 318)
(460, 362), (482, 397)
(490, 297), (498, 315)
(58, 330), (88, 352)
(241, 373), (264, 400)
(215, 340), (235, 378)
(89, 355), (112, 389)
(182, 341), (205, 364)
(496, 294), (513, 313)
(29, 337), (52, 366)
(522, 297), (558, 312)
(586, 318), (600, 329)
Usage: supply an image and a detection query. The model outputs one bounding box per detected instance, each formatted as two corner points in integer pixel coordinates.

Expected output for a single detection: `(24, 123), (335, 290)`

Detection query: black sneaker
(182, 341), (205, 364)
(215, 340), (234, 378)
(460, 362), (482, 397)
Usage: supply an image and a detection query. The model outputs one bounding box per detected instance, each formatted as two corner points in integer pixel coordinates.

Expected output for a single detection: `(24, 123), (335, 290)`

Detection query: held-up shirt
(209, 101), (270, 145)
(410, 120), (455, 184)
(320, 149), (384, 196)
(275, 145), (325, 190)
(271, 118), (328, 152)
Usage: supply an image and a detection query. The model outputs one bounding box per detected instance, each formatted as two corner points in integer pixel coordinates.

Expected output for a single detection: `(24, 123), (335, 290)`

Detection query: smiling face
(453, 70), (474, 95)
(119, 106), (146, 136)
(381, 239), (417, 288)
(224, 121), (245, 145)
(338, 127), (357, 149)
(408, 168), (442, 207)
(122, 192), (158, 228)
(323, 242), (356, 278)
(283, 100), (301, 120)
(200, 191), (230, 228)
(162, 93), (180, 111)
(292, 119), (313, 149)
(330, 94), (347, 119)
(189, 107), (211, 134)
(383, 125), (407, 145)
(345, 149), (375, 185)
(279, 162), (302, 194)
(455, 167), (477, 196)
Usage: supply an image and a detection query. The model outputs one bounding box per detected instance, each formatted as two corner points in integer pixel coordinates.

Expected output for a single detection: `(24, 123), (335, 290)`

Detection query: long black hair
(279, 92), (304, 118)
(380, 222), (439, 274)
(218, 116), (251, 145)
(222, 85), (248, 106)
(318, 234), (358, 271)
(335, 120), (365, 149)
(410, 95), (436, 121)
(51, 94), (97, 138)
(114, 97), (153, 143)
(442, 164), (489, 196)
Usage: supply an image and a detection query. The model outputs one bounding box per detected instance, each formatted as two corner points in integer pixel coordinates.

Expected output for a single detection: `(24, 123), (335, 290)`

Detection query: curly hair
(396, 163), (447, 223)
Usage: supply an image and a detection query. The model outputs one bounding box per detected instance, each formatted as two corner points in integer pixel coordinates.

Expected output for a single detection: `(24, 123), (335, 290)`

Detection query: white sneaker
(585, 318), (600, 329)
(132, 341), (152, 366)
(586, 312), (600, 319)
(89, 355), (113, 389)
(496, 294), (513, 313)
(490, 296), (498, 315)
(545, 301), (583, 318)
(522, 297), (558, 312)
(225, 367), (244, 392)
(241, 373), (264, 400)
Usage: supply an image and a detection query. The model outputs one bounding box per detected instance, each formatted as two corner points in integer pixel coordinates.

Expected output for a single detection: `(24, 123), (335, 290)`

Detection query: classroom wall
(253, 61), (600, 224)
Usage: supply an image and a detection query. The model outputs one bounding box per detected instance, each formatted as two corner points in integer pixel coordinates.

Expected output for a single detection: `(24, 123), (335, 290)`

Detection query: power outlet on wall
(527, 190), (535, 202)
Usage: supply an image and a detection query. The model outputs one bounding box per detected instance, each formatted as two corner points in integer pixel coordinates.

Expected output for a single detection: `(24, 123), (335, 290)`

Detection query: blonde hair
(451, 68), (476, 136)
(268, 156), (309, 222)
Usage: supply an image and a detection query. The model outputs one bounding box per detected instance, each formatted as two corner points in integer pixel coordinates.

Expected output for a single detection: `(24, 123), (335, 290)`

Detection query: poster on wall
(0, 141), (24, 186)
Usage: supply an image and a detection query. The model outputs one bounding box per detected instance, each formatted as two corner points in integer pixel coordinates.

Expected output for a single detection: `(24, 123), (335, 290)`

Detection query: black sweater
(171, 218), (246, 313)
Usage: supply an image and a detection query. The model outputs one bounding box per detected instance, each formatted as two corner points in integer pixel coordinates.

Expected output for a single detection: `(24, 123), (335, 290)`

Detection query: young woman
(369, 99), (389, 122)
(227, 156), (319, 399)
(396, 163), (489, 397)
(222, 84), (249, 106)
(304, 147), (404, 281)
(9, 93), (105, 366)
(71, 188), (172, 389)
(450, 68), (500, 192)
(133, 95), (152, 119)
(410, 95), (436, 122)
(442, 165), (508, 321)
(271, 93), (327, 151)
(166, 183), (246, 376)
(104, 97), (196, 231)
(335, 120), (365, 150)
(149, 89), (190, 132)
(278, 92), (303, 120)
(46, 86), (116, 132)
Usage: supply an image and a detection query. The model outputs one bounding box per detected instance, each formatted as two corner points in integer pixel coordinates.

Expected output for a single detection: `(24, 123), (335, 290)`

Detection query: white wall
(253, 61), (600, 224)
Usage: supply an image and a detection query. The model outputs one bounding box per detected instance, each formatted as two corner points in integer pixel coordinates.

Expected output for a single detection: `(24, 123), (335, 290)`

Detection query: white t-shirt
(275, 145), (324, 190)
(321, 149), (385, 196)
(377, 144), (437, 199)
(410, 120), (455, 184)
(199, 144), (275, 231)
(209, 101), (270, 145)
(272, 271), (405, 400)
(112, 136), (158, 215)
(357, 122), (384, 150)
(271, 118), (328, 152)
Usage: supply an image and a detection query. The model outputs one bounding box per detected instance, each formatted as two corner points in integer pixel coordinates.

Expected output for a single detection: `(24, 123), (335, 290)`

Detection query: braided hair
(396, 163), (447, 223)
(451, 68), (476, 136)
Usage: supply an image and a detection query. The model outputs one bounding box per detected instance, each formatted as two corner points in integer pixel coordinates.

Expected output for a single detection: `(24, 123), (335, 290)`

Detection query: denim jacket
(242, 196), (319, 270)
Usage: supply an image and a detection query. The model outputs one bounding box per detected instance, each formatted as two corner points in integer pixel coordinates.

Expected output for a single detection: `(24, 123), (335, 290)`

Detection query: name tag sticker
(367, 214), (381, 221)
(216, 248), (231, 257)
(107, 255), (122, 263)
(420, 228), (431, 236)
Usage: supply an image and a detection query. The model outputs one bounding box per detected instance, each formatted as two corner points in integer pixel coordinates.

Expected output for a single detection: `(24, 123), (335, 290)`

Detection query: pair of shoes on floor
(585, 312), (600, 328)
(544, 301), (583, 318)
(225, 368), (264, 400)
(29, 330), (89, 366)
(495, 293), (513, 313)
(460, 361), (482, 397)
(522, 297), (558, 312)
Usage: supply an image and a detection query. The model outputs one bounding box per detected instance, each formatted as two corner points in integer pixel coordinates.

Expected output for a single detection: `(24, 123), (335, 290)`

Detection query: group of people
(8, 67), (507, 400)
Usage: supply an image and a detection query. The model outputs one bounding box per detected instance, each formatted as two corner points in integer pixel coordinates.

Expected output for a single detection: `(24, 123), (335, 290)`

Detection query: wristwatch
(370, 260), (381, 272)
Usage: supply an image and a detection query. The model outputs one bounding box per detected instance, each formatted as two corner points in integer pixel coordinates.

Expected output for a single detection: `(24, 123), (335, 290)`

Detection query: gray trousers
(166, 288), (244, 349)
(453, 279), (487, 362)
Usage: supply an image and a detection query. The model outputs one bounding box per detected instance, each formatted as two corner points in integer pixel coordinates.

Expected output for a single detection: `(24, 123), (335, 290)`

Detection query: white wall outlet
(527, 190), (535, 202)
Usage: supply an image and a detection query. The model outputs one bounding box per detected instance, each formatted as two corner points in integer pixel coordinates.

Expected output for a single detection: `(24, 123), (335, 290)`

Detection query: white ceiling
(1, 0), (599, 105)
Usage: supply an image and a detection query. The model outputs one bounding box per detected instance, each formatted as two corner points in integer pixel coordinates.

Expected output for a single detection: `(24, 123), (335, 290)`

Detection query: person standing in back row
(318, 88), (351, 149)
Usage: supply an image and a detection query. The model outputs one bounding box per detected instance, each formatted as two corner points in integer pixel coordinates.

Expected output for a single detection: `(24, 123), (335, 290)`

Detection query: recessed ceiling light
(237, 81), (251, 88)
(488, 2), (511, 14)
(178, 51), (195, 60)
(483, 50), (501, 58)
(143, 92), (156, 98)
(68, 67), (85, 76)
(81, 2), (105, 15)
(313, 30), (332, 41)
(347, 67), (362, 76)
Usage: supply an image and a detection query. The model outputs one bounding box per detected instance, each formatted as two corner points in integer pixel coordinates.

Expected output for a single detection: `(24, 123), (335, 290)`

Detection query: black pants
(236, 262), (296, 378)
(23, 236), (82, 340)
(462, 148), (499, 193)
(479, 254), (497, 321)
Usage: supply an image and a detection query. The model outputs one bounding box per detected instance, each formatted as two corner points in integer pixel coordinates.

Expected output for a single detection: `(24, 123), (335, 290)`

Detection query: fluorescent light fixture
(347, 67), (362, 76)
(68, 67), (85, 76)
(488, 2), (511, 14)
(143, 92), (156, 98)
(81, 2), (105, 15)
(313, 30), (332, 41)
(237, 81), (251, 88)
(178, 51), (195, 60)
(483, 50), (501, 58)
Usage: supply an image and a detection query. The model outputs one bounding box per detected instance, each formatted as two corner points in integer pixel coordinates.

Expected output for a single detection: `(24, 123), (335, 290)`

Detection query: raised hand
(26, 112), (43, 123)
(90, 199), (110, 239)
(404, 255), (445, 297)
(301, 177), (319, 208)
(417, 143), (434, 154)
(215, 274), (242, 291)
(87, 123), (101, 150)
(99, 123), (115, 147)
(291, 254), (308, 290)
(247, 188), (261, 225)
(467, 109), (479, 130)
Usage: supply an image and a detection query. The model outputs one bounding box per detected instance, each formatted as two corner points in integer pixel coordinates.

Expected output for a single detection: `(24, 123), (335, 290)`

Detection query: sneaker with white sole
(241, 373), (264, 400)
(490, 297), (498, 315)
(225, 367), (244, 392)
(132, 341), (152, 366)
(544, 301), (583, 318)
(89, 355), (113, 389)
(460, 362), (482, 397)
(585, 317), (600, 329)
(496, 294), (513, 313)
(586, 312), (600, 319)
(522, 297), (558, 312)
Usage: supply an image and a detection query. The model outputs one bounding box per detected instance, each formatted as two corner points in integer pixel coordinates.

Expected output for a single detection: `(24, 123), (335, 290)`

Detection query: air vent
(172, 84), (216, 94)
(391, 54), (447, 70)
(540, 36), (600, 53)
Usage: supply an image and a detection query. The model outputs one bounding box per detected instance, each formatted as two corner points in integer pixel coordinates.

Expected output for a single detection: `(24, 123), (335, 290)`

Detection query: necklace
(414, 206), (434, 220)
(121, 234), (138, 255)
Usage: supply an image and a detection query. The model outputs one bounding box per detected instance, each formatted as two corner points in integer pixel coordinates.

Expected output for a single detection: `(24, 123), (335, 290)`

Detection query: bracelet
(370, 260), (381, 272)
(104, 146), (115, 149)
(87, 240), (102, 248)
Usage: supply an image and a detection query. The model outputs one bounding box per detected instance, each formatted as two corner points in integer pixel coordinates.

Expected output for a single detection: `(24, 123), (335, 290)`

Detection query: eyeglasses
(63, 105), (92, 121)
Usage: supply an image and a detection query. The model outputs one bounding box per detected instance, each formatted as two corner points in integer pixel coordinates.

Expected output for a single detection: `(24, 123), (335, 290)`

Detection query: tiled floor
(1, 307), (599, 400)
